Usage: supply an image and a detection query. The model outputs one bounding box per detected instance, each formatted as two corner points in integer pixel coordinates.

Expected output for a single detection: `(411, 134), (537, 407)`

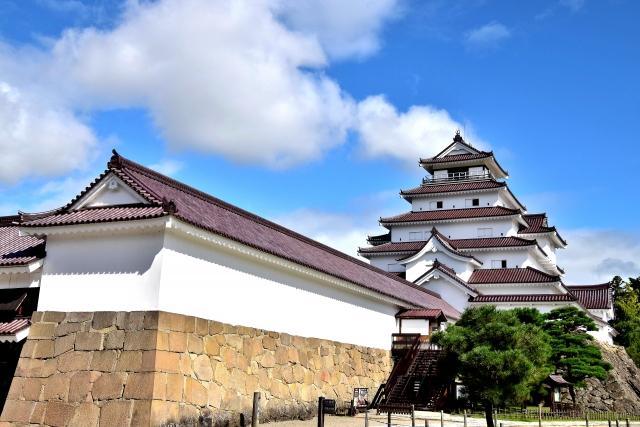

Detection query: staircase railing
(384, 334), (422, 399)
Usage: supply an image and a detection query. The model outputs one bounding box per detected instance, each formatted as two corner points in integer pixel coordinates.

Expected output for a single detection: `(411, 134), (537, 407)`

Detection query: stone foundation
(0, 311), (392, 426)
(575, 342), (640, 412)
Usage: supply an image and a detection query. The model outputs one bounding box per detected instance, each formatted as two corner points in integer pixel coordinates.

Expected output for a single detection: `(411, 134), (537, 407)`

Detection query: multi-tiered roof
(359, 132), (610, 329)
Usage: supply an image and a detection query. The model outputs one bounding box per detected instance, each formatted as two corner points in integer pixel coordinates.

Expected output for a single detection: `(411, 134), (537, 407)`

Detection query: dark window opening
(436, 201), (443, 209)
(472, 198), (479, 207)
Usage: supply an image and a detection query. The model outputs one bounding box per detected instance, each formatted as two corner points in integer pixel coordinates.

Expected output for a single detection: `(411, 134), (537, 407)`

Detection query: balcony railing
(423, 171), (492, 184)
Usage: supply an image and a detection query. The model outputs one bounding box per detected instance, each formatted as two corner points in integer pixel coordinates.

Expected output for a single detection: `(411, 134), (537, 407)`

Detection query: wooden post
(251, 392), (260, 427)
(538, 405), (542, 427)
(387, 410), (392, 427)
(464, 410), (467, 427)
(440, 410), (444, 427)
(425, 419), (429, 427)
(494, 410), (498, 427)
(586, 411), (589, 427)
(616, 419), (620, 427)
(625, 419), (630, 427)
(318, 397), (325, 427)
(365, 410), (369, 427)
(411, 405), (416, 427)
(608, 419), (612, 427)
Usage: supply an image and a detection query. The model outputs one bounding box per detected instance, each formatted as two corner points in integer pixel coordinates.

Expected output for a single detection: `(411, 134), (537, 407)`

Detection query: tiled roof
(400, 180), (505, 196)
(414, 260), (477, 293)
(0, 318), (30, 337)
(380, 206), (520, 224)
(0, 224), (46, 267)
(19, 152), (460, 318)
(22, 205), (166, 227)
(470, 294), (576, 303)
(468, 267), (560, 284)
(396, 309), (446, 320)
(519, 213), (567, 246)
(449, 236), (535, 249)
(566, 283), (612, 309)
(359, 241), (427, 255)
(419, 152), (492, 165)
(366, 232), (391, 246)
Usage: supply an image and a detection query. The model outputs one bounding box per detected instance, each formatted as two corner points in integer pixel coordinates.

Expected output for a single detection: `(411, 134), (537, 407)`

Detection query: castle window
(492, 260), (508, 268)
(429, 201), (444, 210)
(465, 198), (480, 207)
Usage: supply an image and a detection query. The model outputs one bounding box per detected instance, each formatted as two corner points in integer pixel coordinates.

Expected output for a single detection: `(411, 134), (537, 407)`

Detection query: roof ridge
(113, 152), (449, 303)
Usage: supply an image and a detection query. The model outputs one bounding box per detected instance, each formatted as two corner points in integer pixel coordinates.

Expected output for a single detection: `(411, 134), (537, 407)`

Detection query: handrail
(384, 334), (422, 397)
(423, 171), (492, 184)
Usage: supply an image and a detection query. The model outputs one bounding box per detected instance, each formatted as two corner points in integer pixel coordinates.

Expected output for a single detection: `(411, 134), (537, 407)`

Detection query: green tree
(542, 306), (611, 386)
(611, 276), (640, 365)
(432, 306), (552, 427)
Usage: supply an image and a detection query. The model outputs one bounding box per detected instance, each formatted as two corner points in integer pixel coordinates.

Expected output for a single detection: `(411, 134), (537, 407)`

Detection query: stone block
(99, 400), (132, 427)
(124, 330), (157, 350)
(91, 311), (117, 330)
(57, 351), (92, 372)
(204, 336), (220, 355)
(169, 331), (187, 352)
(155, 350), (180, 373)
(20, 340), (37, 358)
(214, 363), (230, 384)
(115, 351), (142, 372)
(262, 336), (276, 351)
(6, 377), (22, 399)
(157, 331), (170, 351)
(208, 381), (223, 408)
(68, 371), (97, 402)
(184, 376), (208, 406)
(75, 332), (103, 351)
(92, 372), (125, 400)
(131, 400), (152, 426)
(16, 357), (57, 378)
(90, 350), (118, 371)
(208, 320), (224, 335)
(187, 333), (204, 354)
(55, 321), (81, 337)
(66, 312), (93, 323)
(0, 400), (33, 423)
(68, 402), (100, 427)
(42, 312), (66, 323)
(142, 311), (159, 330)
(29, 322), (56, 339)
(123, 311), (146, 331)
(142, 350), (156, 372)
(54, 333), (76, 356)
(150, 400), (179, 426)
(193, 354), (213, 381)
(30, 402), (46, 424)
(195, 317), (208, 336)
(166, 373), (183, 401)
(104, 329), (125, 350)
(44, 401), (75, 427)
(124, 372), (155, 400)
(31, 311), (44, 323)
(22, 377), (44, 400)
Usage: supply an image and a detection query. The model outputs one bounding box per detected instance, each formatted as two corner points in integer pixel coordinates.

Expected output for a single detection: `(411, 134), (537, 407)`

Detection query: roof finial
(108, 149), (122, 169)
(453, 130), (463, 143)
(161, 198), (178, 215)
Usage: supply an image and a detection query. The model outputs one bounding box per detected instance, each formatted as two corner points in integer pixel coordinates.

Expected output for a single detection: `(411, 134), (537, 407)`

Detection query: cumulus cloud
(559, 229), (640, 284)
(465, 21), (511, 48)
(0, 81), (97, 183)
(278, 0), (400, 60)
(356, 95), (485, 166)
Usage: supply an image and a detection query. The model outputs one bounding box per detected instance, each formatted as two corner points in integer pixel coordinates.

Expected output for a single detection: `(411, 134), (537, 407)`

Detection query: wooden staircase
(378, 335), (448, 413)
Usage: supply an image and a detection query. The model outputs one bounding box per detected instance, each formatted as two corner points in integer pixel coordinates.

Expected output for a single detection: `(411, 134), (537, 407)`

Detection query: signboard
(322, 399), (336, 414)
(353, 388), (369, 409)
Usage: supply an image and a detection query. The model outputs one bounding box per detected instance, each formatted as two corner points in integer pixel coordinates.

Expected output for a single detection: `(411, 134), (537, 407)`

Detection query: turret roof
(566, 283), (612, 309)
(380, 206), (520, 225)
(468, 266), (561, 284)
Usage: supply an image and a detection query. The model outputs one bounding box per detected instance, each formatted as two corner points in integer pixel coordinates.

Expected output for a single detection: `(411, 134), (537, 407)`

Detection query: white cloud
(356, 95), (486, 166)
(559, 229), (640, 284)
(278, 0), (401, 60)
(0, 81), (97, 184)
(465, 21), (511, 48)
(147, 159), (183, 177)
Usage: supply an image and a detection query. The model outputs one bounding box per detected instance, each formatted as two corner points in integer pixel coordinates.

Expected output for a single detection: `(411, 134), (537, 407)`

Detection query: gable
(438, 141), (480, 158)
(70, 173), (149, 210)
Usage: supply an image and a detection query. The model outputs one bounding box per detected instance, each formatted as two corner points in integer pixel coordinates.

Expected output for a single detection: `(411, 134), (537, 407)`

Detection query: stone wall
(0, 311), (392, 426)
(575, 343), (640, 412)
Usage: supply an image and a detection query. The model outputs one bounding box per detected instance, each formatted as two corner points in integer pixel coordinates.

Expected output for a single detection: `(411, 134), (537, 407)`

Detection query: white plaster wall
(0, 271), (41, 289)
(411, 192), (501, 212)
(535, 236), (558, 263)
(37, 230), (164, 312)
(475, 283), (562, 295)
(400, 319), (429, 334)
(157, 230), (400, 349)
(391, 218), (519, 242)
(419, 277), (470, 314)
(368, 255), (406, 273)
(404, 248), (473, 283)
(468, 250), (546, 270)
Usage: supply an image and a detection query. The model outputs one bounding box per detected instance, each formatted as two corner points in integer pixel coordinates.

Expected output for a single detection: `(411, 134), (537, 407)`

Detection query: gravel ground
(262, 412), (635, 427)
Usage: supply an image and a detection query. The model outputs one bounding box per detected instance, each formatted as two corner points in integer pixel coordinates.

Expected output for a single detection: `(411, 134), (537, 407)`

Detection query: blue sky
(0, 0), (638, 283)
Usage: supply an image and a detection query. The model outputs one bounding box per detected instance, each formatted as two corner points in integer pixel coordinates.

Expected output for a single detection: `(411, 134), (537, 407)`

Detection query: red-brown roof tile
(359, 241), (427, 255)
(21, 205), (166, 227)
(0, 318), (30, 335)
(396, 309), (446, 320)
(468, 267), (560, 284)
(471, 294), (576, 303)
(566, 283), (612, 309)
(400, 180), (505, 196)
(449, 236), (536, 249)
(380, 206), (520, 224)
(414, 260), (477, 293)
(0, 224), (45, 267)
(519, 213), (567, 245)
(419, 152), (492, 164)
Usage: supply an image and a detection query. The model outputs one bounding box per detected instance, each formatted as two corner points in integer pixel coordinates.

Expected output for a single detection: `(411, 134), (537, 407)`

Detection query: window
(477, 227), (493, 238)
(409, 232), (422, 241)
(429, 201), (444, 210)
(437, 201), (443, 209)
(465, 198), (480, 207)
(491, 260), (507, 268)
